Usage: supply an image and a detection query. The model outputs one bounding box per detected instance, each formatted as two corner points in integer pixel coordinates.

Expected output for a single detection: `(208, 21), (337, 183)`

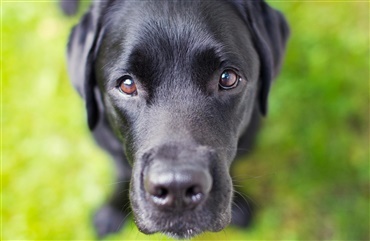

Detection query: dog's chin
(162, 228), (203, 240)
(139, 222), (227, 239)
(135, 209), (231, 239)
(157, 224), (204, 240)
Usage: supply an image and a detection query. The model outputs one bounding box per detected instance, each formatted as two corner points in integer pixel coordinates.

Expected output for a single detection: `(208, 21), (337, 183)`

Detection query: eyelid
(109, 70), (131, 88)
(116, 74), (133, 87)
(219, 59), (248, 81)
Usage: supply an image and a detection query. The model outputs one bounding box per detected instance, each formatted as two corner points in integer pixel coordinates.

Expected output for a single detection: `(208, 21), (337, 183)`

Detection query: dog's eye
(117, 76), (137, 95)
(219, 70), (240, 90)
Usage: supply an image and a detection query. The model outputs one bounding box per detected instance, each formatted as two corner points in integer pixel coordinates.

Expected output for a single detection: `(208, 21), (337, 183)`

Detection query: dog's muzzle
(131, 142), (231, 238)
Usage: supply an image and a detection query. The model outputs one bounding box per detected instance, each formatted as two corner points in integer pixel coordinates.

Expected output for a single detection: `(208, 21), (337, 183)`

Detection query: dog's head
(67, 0), (289, 238)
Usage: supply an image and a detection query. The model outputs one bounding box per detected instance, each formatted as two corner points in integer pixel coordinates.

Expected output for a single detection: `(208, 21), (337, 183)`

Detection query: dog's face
(96, 1), (259, 236)
(67, 0), (289, 238)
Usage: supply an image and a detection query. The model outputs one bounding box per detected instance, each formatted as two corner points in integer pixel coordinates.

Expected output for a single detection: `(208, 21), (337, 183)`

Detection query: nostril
(148, 186), (173, 206)
(185, 185), (203, 203)
(153, 187), (168, 199)
(144, 174), (169, 201)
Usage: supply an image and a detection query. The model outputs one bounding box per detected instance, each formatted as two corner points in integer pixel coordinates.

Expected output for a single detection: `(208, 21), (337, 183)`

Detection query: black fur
(66, 0), (289, 239)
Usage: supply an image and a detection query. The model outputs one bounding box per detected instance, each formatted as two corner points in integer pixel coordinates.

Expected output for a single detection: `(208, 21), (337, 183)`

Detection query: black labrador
(66, 0), (289, 239)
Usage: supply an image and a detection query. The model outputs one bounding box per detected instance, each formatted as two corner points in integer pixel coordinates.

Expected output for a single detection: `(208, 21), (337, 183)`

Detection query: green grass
(2, 1), (369, 240)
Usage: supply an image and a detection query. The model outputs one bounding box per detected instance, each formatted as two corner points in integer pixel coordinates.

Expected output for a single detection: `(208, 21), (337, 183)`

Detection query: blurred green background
(2, 1), (369, 240)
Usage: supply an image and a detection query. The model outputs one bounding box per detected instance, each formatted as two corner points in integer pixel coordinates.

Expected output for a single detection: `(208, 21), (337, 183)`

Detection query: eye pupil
(219, 70), (239, 89)
(118, 76), (137, 95)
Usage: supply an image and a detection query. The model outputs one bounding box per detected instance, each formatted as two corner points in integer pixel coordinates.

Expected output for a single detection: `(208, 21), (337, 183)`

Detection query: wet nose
(144, 164), (212, 211)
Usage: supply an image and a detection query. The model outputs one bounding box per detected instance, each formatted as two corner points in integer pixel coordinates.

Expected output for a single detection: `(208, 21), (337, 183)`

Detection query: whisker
(232, 200), (245, 216)
(222, 228), (228, 240)
(210, 146), (251, 152)
(233, 189), (259, 209)
(117, 188), (130, 195)
(121, 201), (132, 214)
(231, 172), (277, 182)
(105, 180), (131, 186)
(116, 210), (132, 233)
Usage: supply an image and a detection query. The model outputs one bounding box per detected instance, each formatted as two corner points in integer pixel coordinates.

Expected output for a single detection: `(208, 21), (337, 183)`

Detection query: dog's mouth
(136, 208), (229, 239)
(160, 223), (206, 239)
(163, 225), (202, 239)
(139, 213), (207, 239)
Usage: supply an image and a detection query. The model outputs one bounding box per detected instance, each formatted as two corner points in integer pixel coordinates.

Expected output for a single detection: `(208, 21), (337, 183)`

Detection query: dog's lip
(139, 222), (227, 239)
(138, 219), (204, 238)
(134, 209), (229, 237)
(163, 228), (203, 239)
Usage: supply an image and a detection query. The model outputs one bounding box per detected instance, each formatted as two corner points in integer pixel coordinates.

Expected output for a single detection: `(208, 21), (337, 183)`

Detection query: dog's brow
(191, 48), (222, 81)
(125, 47), (157, 88)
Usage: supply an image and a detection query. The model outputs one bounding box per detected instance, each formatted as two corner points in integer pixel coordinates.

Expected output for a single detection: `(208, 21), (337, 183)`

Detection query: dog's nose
(144, 164), (212, 210)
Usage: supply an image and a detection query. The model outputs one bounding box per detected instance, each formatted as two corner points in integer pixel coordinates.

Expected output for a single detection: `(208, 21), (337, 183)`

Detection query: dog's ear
(240, 1), (290, 115)
(67, 7), (104, 130)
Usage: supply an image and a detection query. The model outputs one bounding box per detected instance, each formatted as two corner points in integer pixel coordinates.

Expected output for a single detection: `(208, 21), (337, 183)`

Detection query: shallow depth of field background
(2, 1), (369, 240)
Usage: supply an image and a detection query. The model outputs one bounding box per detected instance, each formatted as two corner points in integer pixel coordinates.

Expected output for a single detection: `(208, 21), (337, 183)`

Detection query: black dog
(66, 0), (289, 239)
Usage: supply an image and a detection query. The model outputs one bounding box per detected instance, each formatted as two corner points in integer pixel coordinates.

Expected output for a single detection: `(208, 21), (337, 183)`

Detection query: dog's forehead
(107, 0), (240, 35)
(99, 0), (257, 95)
(104, 0), (247, 56)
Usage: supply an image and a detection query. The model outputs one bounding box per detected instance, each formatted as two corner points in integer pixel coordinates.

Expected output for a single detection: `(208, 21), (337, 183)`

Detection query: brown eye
(219, 70), (239, 90)
(118, 76), (137, 95)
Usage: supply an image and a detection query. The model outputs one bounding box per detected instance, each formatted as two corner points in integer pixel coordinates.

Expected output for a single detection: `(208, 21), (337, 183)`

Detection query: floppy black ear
(67, 6), (103, 130)
(243, 1), (290, 115)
